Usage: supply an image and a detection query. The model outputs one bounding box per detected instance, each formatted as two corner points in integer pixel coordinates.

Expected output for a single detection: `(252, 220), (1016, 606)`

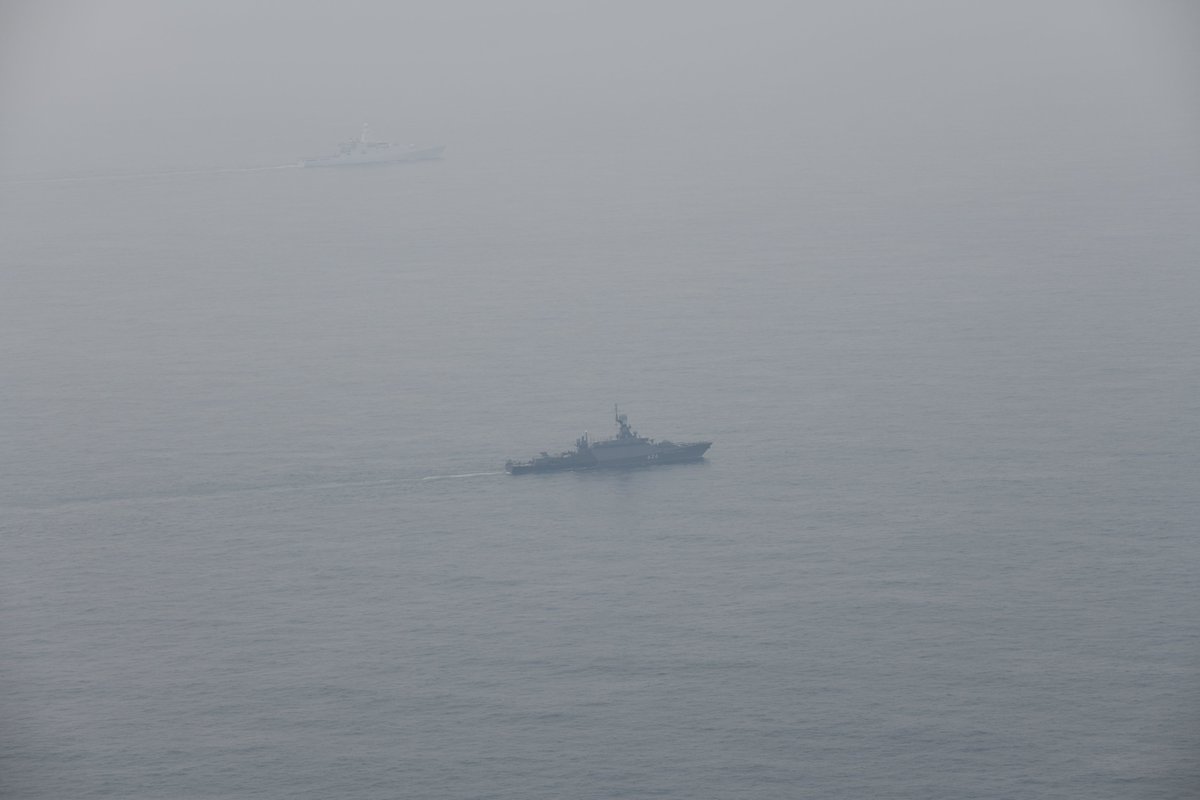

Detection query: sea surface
(2, 146), (1198, 798)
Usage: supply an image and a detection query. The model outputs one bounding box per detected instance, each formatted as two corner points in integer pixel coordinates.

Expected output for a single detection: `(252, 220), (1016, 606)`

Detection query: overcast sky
(1, 0), (1197, 175)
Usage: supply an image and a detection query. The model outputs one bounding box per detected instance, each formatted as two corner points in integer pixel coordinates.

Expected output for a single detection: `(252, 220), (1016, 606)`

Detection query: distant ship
(300, 124), (445, 168)
(506, 407), (712, 475)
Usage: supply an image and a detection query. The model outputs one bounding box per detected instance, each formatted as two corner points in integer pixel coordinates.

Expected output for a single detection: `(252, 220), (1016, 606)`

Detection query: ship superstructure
(505, 407), (711, 475)
(301, 124), (444, 168)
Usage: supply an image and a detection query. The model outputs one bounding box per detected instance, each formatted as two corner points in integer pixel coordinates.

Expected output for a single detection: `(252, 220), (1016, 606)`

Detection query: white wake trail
(421, 471), (504, 481)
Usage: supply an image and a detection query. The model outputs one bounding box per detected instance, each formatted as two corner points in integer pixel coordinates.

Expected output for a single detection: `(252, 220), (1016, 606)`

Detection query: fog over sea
(3, 135), (1197, 799)
(3, 4), (1200, 799)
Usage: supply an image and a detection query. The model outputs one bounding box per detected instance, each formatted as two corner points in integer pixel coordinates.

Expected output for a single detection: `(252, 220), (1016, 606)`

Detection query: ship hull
(648, 441), (711, 464)
(301, 145), (445, 168)
(506, 441), (710, 475)
(506, 408), (711, 475)
(596, 441), (711, 468)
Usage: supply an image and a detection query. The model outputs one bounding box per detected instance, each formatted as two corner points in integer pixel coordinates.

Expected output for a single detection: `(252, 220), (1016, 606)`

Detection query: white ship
(300, 124), (444, 168)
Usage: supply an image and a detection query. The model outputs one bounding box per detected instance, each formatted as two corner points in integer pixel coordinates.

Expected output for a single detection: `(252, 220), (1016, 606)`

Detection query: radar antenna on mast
(614, 404), (634, 439)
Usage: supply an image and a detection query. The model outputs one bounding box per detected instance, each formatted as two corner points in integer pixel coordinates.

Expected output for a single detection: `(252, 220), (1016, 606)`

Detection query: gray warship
(505, 407), (712, 475)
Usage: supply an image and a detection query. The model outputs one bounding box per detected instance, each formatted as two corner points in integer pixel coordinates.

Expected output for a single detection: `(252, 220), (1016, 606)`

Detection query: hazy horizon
(2, 1), (1197, 179)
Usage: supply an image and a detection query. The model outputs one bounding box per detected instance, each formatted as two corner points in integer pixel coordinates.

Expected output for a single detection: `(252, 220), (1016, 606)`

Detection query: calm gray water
(3, 148), (1198, 798)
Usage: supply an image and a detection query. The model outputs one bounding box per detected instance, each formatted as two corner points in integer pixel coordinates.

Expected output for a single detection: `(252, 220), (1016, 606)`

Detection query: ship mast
(614, 404), (634, 439)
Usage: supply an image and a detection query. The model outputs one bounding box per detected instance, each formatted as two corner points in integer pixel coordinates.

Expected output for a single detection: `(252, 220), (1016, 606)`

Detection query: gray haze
(2, 1), (1198, 176)
(3, 2), (1199, 799)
